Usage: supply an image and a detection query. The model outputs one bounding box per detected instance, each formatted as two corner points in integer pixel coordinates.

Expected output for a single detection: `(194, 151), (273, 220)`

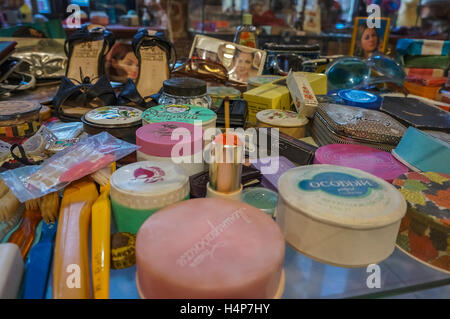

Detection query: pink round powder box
(136, 122), (205, 176)
(314, 144), (409, 182)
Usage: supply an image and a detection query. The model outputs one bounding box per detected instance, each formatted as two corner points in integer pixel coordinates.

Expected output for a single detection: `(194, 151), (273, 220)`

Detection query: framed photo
(350, 17), (390, 58)
(105, 41), (139, 83)
(189, 35), (267, 84)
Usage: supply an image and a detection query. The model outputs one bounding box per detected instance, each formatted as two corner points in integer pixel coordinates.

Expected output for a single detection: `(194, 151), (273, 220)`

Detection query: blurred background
(0, 0), (448, 58)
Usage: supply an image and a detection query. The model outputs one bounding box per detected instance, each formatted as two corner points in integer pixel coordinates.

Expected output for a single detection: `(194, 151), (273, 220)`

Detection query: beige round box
(256, 109), (309, 138)
(277, 164), (407, 267)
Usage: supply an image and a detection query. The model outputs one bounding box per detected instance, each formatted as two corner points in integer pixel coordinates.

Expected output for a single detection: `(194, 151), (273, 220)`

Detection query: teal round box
(242, 187), (278, 217)
(110, 160), (190, 234)
(142, 104), (217, 133)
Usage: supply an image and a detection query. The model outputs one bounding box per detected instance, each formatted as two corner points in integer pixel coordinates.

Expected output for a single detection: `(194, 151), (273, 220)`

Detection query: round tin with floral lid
(207, 86), (241, 110)
(110, 160), (190, 234)
(256, 109), (309, 138)
(393, 171), (450, 274)
(81, 106), (143, 142)
(84, 106), (142, 126)
(277, 164), (407, 267)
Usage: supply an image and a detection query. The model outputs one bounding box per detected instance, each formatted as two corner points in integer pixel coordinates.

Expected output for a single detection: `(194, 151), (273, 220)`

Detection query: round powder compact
(277, 164), (407, 267)
(136, 122), (205, 176)
(314, 144), (409, 182)
(242, 187), (278, 217)
(142, 104), (217, 137)
(110, 160), (190, 234)
(256, 109), (309, 139)
(82, 106), (143, 143)
(337, 89), (383, 110)
(136, 198), (285, 299)
(207, 86), (241, 110)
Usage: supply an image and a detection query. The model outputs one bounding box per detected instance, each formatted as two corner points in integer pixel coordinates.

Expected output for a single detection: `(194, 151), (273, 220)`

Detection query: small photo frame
(350, 17), (390, 58)
(189, 35), (267, 84)
(105, 41), (139, 83)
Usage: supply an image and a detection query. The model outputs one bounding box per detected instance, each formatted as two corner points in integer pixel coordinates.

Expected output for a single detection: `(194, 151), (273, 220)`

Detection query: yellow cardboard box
(297, 72), (327, 95)
(243, 82), (292, 124)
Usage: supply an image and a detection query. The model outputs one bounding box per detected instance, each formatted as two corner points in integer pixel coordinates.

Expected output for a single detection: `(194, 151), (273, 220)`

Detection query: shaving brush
(0, 179), (8, 198)
(39, 192), (60, 223)
(90, 163), (116, 186)
(0, 179), (20, 222)
(25, 199), (40, 211)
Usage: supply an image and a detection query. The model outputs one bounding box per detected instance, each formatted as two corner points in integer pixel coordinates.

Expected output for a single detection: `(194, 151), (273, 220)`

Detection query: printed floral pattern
(399, 214), (411, 233)
(399, 188), (426, 206)
(408, 231), (438, 262)
(302, 85), (315, 102)
(405, 171), (431, 184)
(394, 171), (450, 273)
(393, 178), (405, 187)
(425, 187), (450, 210)
(88, 106), (141, 122)
(295, 97), (302, 109)
(429, 256), (450, 272)
(262, 110), (298, 120)
(424, 172), (450, 185)
(397, 233), (411, 252)
(403, 179), (428, 192)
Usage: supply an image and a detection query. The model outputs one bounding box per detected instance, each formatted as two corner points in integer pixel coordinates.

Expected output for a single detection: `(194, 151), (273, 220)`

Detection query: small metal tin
(242, 187), (278, 217)
(81, 106), (143, 143)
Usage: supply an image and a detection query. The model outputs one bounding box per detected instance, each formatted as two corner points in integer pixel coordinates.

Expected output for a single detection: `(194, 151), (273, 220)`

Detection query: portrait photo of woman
(106, 43), (139, 83)
(190, 35), (266, 84)
(351, 17), (390, 58)
(228, 47), (260, 83)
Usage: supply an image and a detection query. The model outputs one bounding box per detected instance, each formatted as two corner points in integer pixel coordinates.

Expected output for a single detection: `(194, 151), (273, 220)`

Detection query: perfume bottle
(234, 13), (258, 49)
(142, 8), (151, 26)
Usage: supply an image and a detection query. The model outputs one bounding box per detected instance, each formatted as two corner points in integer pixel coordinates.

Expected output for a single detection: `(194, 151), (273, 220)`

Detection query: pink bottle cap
(314, 144), (409, 182)
(136, 122), (203, 157)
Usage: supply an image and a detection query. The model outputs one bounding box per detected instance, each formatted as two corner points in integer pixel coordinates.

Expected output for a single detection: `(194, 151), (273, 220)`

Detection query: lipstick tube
(206, 133), (244, 201)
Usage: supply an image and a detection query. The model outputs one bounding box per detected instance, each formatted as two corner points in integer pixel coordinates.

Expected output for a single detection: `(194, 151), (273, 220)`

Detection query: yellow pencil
(91, 162), (116, 299)
(91, 184), (111, 299)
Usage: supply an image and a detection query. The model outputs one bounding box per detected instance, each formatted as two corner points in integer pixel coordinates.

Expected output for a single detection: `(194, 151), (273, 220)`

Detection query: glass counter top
(44, 242), (450, 299)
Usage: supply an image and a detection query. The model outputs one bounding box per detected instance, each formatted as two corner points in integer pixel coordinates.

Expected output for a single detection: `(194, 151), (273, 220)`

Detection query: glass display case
(42, 225), (450, 299)
(188, 0), (354, 35)
(36, 216), (450, 299)
(0, 0), (448, 301)
(187, 0), (357, 56)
